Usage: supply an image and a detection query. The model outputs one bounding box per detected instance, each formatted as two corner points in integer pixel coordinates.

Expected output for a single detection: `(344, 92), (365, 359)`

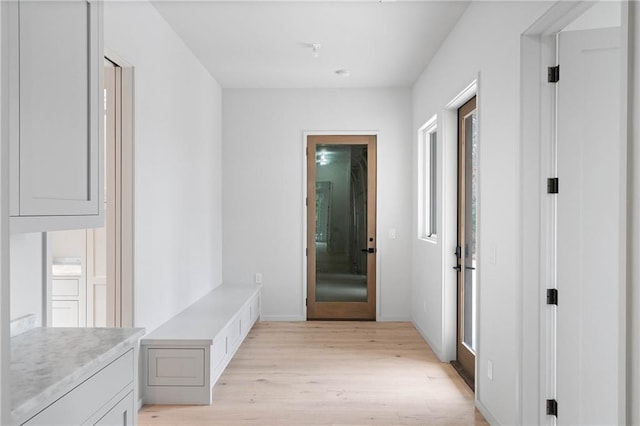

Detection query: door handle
(465, 266), (475, 271)
(361, 248), (377, 254)
(453, 265), (461, 271)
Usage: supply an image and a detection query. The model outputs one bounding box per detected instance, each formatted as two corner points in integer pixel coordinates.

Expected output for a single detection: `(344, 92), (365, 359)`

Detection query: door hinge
(547, 288), (558, 305)
(546, 399), (558, 417)
(306, 247), (308, 256)
(306, 197), (308, 207)
(306, 146), (308, 156)
(306, 298), (308, 306)
(548, 65), (560, 83)
(547, 178), (559, 194)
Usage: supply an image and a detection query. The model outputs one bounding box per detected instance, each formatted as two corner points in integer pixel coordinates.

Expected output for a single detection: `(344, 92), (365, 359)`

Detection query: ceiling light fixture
(335, 69), (350, 77)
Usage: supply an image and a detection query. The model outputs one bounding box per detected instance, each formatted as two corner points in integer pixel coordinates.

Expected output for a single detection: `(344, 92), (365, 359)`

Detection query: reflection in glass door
(307, 135), (376, 320)
(454, 96), (478, 388)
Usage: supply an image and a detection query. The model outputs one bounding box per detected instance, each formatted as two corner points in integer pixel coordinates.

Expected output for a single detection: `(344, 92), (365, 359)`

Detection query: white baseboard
(476, 398), (499, 425)
(260, 315), (305, 321)
(411, 320), (448, 362)
(261, 315), (412, 322)
(377, 315), (411, 322)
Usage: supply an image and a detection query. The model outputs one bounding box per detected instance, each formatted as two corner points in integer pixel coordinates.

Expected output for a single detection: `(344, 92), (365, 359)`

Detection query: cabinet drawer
(250, 295), (260, 323)
(147, 348), (205, 387)
(93, 391), (134, 426)
(51, 300), (79, 328)
(52, 279), (79, 297)
(240, 305), (251, 336)
(211, 337), (227, 373)
(23, 350), (133, 425)
(226, 317), (241, 354)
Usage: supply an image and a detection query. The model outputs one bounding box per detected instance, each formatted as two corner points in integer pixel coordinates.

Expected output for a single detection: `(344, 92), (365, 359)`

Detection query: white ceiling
(151, 1), (470, 88)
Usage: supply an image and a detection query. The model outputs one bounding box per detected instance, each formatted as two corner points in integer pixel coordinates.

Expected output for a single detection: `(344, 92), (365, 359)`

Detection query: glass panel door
(454, 96), (478, 388)
(307, 136), (376, 320)
(315, 144), (368, 303)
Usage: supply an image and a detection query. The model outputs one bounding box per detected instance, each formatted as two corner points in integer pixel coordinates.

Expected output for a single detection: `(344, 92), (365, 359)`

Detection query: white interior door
(556, 26), (624, 425)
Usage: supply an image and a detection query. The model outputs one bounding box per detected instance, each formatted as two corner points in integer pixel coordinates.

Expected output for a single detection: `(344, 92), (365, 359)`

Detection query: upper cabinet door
(8, 0), (103, 232)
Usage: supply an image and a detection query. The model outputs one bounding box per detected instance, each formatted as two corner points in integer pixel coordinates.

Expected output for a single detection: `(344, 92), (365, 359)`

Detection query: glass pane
(315, 144), (368, 303)
(463, 112), (478, 352)
(429, 131), (437, 236)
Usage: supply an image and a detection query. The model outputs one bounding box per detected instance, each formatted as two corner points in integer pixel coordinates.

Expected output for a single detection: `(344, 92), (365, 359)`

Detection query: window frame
(418, 116), (438, 242)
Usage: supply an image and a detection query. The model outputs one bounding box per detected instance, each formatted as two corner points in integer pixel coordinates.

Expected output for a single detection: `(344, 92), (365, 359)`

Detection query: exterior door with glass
(454, 96), (478, 387)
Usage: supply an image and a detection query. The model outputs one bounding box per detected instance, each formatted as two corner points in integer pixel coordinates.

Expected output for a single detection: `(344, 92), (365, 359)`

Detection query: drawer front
(226, 317), (241, 354)
(52, 279), (79, 297)
(51, 300), (79, 327)
(210, 337), (227, 373)
(147, 348), (205, 387)
(93, 391), (134, 426)
(23, 349), (133, 425)
(240, 305), (251, 336)
(250, 295), (260, 323)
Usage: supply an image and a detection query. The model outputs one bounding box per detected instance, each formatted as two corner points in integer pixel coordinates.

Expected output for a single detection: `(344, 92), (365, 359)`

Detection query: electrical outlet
(487, 360), (493, 380)
(389, 228), (397, 239)
(255, 273), (262, 284)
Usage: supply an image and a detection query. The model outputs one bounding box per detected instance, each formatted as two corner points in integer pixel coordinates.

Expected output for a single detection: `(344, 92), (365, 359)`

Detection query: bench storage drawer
(147, 348), (205, 387)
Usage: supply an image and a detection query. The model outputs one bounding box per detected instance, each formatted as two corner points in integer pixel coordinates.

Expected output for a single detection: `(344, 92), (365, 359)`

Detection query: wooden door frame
(301, 131), (379, 321)
(440, 81), (477, 364)
(103, 53), (135, 328)
(454, 96), (477, 388)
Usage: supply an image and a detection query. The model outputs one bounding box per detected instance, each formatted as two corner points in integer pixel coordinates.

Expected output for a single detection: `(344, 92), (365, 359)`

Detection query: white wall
(9, 234), (42, 325)
(104, 0), (223, 333)
(222, 89), (412, 321)
(411, 2), (553, 424)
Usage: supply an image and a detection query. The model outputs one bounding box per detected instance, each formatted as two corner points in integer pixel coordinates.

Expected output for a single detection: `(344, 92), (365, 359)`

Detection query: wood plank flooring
(139, 322), (488, 425)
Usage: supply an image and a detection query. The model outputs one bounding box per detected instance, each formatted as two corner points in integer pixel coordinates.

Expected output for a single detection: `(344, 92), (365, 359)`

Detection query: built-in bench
(141, 283), (262, 405)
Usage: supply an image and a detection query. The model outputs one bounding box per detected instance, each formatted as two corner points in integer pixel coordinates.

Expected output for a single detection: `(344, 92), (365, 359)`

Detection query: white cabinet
(142, 284), (262, 405)
(22, 349), (135, 425)
(5, 0), (103, 233)
(92, 391), (135, 426)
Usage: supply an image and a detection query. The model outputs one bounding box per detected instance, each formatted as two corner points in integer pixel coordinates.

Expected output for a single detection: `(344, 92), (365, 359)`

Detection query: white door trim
(519, 2), (630, 423)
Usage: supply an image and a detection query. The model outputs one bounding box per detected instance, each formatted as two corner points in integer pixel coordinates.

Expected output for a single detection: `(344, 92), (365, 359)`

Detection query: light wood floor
(139, 322), (488, 425)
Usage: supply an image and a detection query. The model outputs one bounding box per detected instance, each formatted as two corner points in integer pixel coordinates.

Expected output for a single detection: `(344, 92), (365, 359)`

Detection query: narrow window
(428, 130), (437, 237)
(419, 117), (437, 240)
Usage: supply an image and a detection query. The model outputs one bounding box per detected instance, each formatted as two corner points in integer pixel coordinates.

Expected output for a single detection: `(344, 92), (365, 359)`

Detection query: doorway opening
(46, 56), (134, 328)
(520, 1), (628, 422)
(306, 135), (377, 320)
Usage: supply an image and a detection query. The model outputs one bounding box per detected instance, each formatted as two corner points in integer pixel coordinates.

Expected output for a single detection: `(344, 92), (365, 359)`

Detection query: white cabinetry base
(141, 284), (261, 405)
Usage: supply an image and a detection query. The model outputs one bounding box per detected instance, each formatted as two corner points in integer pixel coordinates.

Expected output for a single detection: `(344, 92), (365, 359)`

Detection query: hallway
(140, 322), (487, 425)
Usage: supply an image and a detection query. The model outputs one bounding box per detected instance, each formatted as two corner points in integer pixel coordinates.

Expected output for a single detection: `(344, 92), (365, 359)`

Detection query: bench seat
(141, 283), (261, 405)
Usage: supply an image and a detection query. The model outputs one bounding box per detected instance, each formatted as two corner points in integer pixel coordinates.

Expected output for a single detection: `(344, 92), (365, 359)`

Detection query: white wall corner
(412, 320), (446, 362)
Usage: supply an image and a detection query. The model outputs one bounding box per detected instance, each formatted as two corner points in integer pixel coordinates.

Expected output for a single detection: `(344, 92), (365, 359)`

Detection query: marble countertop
(11, 327), (145, 424)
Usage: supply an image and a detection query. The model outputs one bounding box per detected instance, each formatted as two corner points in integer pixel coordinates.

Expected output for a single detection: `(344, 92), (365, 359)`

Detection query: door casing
(519, 2), (630, 423)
